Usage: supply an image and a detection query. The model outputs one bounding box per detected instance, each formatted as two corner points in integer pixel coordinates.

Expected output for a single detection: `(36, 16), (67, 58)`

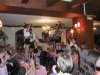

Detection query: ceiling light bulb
(42, 26), (46, 30)
(77, 22), (80, 27)
(74, 24), (78, 28)
(70, 29), (74, 34)
(93, 27), (96, 31)
(46, 26), (50, 29)
(62, 0), (73, 2)
(87, 16), (93, 20)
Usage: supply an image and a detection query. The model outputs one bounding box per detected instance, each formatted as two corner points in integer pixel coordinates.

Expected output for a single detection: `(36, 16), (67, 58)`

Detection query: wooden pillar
(73, 15), (94, 49)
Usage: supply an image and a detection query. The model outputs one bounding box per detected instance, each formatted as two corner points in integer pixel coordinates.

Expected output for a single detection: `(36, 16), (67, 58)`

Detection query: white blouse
(0, 58), (8, 75)
(30, 33), (36, 42)
(24, 28), (30, 38)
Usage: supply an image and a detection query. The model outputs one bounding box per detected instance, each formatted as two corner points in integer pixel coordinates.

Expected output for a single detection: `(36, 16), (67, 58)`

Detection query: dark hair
(86, 51), (100, 69)
(24, 23), (30, 28)
(0, 46), (4, 53)
(72, 38), (77, 41)
(71, 46), (76, 52)
(72, 38), (77, 44)
(71, 46), (79, 54)
(81, 42), (88, 49)
(57, 53), (73, 73)
(55, 66), (61, 73)
(80, 50), (100, 75)
(29, 27), (32, 32)
(17, 67), (26, 75)
(67, 38), (72, 44)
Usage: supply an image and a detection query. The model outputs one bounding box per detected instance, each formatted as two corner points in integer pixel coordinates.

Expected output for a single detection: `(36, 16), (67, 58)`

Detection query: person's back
(80, 49), (88, 61)
(36, 64), (47, 75)
(71, 46), (79, 75)
(80, 42), (88, 60)
(50, 53), (73, 75)
(80, 50), (100, 75)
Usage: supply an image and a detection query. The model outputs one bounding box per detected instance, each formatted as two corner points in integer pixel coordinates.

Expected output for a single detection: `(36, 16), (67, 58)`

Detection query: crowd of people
(0, 24), (100, 75)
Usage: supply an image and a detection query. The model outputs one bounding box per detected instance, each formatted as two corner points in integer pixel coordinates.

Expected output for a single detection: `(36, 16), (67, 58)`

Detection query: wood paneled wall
(73, 16), (94, 49)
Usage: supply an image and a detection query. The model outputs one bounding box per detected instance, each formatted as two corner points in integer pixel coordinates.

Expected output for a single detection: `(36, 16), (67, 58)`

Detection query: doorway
(15, 29), (24, 48)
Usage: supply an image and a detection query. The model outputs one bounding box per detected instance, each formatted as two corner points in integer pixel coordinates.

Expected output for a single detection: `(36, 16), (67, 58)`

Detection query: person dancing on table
(23, 24), (31, 60)
(29, 27), (36, 59)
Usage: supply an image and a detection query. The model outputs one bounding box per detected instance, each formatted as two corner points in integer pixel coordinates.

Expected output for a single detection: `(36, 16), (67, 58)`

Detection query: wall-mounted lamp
(70, 29), (74, 37)
(74, 22), (80, 33)
(93, 27), (97, 31)
(74, 22), (80, 28)
(42, 26), (50, 30)
(0, 20), (3, 28)
(42, 20), (50, 31)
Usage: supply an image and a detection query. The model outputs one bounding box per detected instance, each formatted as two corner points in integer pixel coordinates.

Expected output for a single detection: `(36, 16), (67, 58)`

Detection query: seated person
(50, 52), (73, 75)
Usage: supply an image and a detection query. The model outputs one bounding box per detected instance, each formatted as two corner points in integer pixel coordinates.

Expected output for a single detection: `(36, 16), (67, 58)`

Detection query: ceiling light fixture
(42, 26), (50, 30)
(62, 0), (73, 2)
(93, 27), (97, 31)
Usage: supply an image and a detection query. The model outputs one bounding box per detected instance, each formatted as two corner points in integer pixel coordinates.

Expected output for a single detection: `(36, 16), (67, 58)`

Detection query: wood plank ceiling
(0, 0), (83, 18)
(0, 0), (100, 21)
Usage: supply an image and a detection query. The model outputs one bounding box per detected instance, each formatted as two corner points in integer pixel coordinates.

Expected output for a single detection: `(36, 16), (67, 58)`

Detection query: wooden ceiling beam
(70, 0), (84, 8)
(0, 5), (61, 17)
(47, 0), (60, 6)
(21, 0), (29, 4)
(0, 5), (82, 18)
